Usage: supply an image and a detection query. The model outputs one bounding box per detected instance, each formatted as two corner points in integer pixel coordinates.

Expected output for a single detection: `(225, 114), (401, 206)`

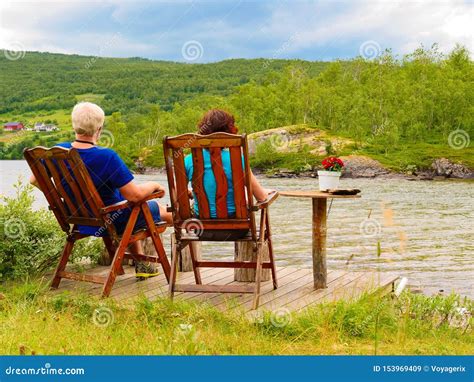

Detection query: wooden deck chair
(23, 146), (171, 297)
(163, 132), (279, 309)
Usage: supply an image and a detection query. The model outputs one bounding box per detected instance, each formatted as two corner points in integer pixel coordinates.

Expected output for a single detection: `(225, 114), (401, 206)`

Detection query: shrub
(0, 179), (102, 280)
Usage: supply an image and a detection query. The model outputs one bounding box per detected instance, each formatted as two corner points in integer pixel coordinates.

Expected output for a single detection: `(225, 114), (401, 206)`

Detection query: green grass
(0, 280), (472, 355)
(75, 93), (106, 104)
(356, 141), (474, 172)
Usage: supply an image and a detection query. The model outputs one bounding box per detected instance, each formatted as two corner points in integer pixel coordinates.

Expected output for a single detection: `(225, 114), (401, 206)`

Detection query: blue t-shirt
(185, 149), (242, 218)
(55, 142), (133, 207)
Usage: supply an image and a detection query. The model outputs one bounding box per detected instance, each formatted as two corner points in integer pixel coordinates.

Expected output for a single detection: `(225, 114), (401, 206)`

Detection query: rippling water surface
(2, 160), (473, 297)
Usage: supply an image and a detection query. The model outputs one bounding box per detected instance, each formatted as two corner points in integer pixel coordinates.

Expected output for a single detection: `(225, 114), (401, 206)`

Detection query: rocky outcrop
(263, 156), (473, 180)
(248, 125), (353, 156)
(430, 158), (474, 179)
(339, 155), (391, 178)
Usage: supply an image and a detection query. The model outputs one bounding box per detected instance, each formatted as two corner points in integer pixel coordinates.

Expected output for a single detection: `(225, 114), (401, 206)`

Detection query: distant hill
(1, 46), (472, 174)
(0, 51), (329, 115)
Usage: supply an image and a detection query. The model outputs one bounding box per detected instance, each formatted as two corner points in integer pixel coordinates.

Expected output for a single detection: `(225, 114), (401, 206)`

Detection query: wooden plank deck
(53, 265), (398, 314)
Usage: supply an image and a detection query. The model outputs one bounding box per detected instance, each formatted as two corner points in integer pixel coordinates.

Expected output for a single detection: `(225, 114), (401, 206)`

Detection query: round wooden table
(279, 190), (361, 289)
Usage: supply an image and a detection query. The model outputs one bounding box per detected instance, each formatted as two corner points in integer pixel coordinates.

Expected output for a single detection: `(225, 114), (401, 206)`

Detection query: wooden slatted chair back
(163, 133), (256, 235)
(23, 146), (108, 233)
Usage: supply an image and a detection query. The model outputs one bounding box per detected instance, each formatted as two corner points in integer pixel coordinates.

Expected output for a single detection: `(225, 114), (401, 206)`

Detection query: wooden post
(234, 242), (270, 282)
(312, 198), (327, 289)
(170, 233), (202, 272)
(98, 248), (113, 266)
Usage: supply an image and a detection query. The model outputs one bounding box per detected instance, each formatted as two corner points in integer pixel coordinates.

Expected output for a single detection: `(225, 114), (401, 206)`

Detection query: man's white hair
(71, 102), (105, 136)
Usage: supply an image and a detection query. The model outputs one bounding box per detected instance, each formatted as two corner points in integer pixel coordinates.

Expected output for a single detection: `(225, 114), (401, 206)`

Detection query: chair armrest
(252, 191), (279, 211)
(101, 190), (165, 214)
(139, 190), (165, 202)
(101, 200), (132, 214)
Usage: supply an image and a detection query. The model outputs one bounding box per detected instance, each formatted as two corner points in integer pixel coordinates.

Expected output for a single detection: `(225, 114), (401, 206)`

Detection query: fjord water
(2, 160), (473, 298)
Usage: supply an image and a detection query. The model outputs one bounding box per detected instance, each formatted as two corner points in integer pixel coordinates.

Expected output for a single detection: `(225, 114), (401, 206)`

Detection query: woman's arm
(29, 175), (39, 188)
(250, 170), (273, 202)
(120, 181), (166, 203)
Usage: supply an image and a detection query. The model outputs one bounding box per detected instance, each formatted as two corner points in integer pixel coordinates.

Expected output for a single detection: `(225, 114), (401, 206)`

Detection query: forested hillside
(0, 51), (327, 114)
(1, 45), (472, 172)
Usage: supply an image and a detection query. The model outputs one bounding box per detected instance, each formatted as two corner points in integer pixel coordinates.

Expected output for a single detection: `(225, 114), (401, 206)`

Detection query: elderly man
(30, 102), (171, 279)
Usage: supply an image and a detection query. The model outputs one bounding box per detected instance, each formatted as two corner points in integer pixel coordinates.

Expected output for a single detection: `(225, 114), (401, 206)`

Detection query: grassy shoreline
(0, 280), (472, 355)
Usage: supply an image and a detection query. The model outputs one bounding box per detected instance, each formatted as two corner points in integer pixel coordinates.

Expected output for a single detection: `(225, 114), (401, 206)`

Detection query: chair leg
(189, 243), (202, 284)
(51, 236), (75, 289)
(252, 243), (264, 310)
(102, 207), (140, 297)
(169, 244), (179, 299)
(141, 203), (171, 282)
(103, 236), (124, 276)
(265, 212), (278, 289)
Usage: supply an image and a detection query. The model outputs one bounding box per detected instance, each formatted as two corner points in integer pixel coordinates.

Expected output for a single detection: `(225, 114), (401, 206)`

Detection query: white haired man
(30, 102), (171, 278)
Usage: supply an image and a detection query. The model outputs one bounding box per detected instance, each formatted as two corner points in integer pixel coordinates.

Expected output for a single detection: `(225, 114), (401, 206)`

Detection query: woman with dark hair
(184, 109), (274, 218)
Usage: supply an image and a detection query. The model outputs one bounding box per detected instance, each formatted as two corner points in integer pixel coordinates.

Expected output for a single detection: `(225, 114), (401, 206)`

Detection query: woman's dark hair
(197, 109), (238, 135)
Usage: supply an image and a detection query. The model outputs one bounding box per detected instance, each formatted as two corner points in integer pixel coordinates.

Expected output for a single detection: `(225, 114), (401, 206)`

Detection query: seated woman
(29, 102), (171, 279)
(184, 109), (274, 238)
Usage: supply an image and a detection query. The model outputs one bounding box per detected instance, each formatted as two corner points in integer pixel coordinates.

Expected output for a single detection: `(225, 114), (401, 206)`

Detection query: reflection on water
(1, 160), (473, 297)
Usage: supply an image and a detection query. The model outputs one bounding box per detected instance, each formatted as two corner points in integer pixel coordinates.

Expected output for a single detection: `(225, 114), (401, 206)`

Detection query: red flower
(322, 156), (344, 171)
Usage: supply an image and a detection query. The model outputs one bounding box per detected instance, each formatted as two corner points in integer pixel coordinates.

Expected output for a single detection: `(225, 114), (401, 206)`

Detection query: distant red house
(3, 122), (24, 131)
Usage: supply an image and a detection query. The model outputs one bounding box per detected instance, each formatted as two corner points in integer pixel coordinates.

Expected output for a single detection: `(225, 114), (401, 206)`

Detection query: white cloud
(264, 0), (473, 55)
(0, 0), (471, 60)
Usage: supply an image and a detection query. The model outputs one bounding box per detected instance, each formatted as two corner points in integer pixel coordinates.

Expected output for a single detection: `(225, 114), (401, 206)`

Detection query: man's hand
(150, 181), (166, 195)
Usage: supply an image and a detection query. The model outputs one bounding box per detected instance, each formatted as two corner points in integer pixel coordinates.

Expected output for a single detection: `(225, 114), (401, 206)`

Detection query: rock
(431, 158), (474, 179)
(267, 168), (298, 178)
(339, 155), (390, 178)
(248, 125), (353, 156)
(134, 160), (146, 174)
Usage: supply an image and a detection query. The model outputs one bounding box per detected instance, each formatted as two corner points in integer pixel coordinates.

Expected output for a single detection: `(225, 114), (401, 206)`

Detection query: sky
(0, 0), (472, 62)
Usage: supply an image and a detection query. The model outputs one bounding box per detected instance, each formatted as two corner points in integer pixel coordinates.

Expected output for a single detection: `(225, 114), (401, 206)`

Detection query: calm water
(1, 160), (473, 297)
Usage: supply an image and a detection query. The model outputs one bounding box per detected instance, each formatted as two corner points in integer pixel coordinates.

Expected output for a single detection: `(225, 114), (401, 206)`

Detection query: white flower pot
(317, 170), (341, 191)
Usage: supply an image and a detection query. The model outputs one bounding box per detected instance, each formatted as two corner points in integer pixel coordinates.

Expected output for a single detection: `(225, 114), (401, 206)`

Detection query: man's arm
(119, 181), (166, 203)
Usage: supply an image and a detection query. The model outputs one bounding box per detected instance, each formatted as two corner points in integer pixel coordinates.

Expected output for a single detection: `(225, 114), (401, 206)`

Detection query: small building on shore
(34, 122), (58, 132)
(3, 122), (24, 131)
